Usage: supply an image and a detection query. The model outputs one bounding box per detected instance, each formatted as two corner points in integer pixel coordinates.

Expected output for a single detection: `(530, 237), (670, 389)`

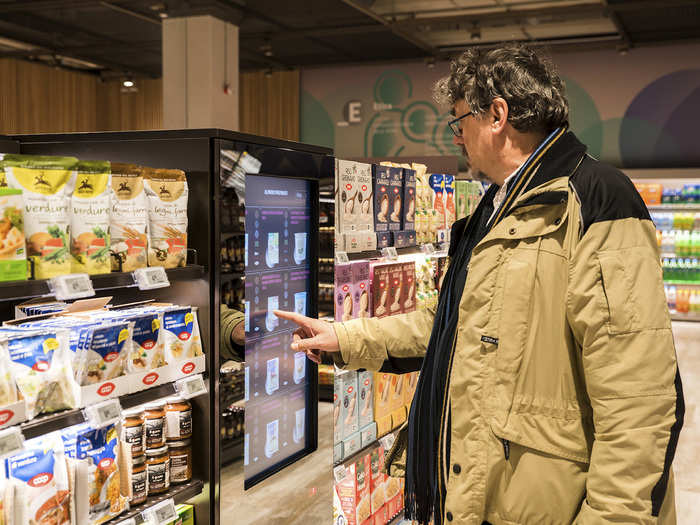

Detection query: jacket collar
(521, 130), (587, 195)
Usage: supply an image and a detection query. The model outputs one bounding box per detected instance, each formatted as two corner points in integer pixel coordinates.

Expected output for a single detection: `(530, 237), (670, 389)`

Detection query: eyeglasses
(448, 111), (474, 137)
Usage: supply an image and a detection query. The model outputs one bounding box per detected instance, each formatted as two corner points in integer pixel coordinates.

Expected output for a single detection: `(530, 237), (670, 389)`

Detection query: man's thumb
(291, 335), (321, 352)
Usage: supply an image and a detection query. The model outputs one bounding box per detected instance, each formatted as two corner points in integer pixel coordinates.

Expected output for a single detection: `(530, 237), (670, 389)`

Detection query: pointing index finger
(273, 310), (311, 327)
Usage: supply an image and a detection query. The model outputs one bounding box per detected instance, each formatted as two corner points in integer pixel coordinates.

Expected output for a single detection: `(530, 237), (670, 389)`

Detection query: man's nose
(453, 134), (463, 146)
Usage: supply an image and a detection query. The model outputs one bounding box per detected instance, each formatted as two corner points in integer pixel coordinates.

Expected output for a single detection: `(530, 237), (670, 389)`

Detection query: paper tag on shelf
(145, 498), (178, 525)
(49, 273), (95, 301)
(420, 243), (435, 255)
(379, 433), (395, 451)
(0, 427), (24, 457)
(133, 267), (170, 290)
(381, 247), (398, 261)
(115, 519), (136, 525)
(85, 398), (122, 427)
(333, 464), (347, 483)
(335, 251), (349, 264)
(175, 373), (207, 399)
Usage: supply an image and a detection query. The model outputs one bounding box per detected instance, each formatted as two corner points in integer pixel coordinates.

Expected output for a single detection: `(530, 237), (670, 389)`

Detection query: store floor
(220, 401), (334, 524)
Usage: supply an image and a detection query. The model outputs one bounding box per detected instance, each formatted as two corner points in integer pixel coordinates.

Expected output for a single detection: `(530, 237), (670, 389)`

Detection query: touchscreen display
(244, 175), (314, 484)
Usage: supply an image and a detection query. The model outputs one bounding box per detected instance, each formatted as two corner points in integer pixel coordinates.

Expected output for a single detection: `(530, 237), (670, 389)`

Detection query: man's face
(452, 99), (493, 183)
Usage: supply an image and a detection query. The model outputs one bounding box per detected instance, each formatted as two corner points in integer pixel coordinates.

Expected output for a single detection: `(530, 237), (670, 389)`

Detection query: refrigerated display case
(0, 129), (333, 524)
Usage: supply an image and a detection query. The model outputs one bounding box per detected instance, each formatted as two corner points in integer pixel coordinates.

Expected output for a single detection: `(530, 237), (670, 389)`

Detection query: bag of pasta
(110, 163), (148, 271)
(143, 168), (188, 268)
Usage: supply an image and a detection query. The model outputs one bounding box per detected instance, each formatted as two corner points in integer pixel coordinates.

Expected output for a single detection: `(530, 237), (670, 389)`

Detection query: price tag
(335, 251), (349, 264)
(85, 399), (122, 426)
(0, 427), (24, 457)
(133, 267), (170, 290)
(175, 374), (207, 399)
(145, 498), (178, 525)
(379, 432), (395, 451)
(49, 273), (95, 301)
(333, 464), (347, 483)
(380, 247), (398, 261)
(420, 243), (435, 255)
(115, 519), (136, 525)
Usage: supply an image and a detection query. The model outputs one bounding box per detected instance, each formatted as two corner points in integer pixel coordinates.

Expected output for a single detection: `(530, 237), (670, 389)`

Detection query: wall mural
(301, 43), (700, 169)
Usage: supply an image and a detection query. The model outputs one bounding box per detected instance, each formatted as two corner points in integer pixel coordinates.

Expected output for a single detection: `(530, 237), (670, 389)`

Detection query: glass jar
(168, 439), (192, 484)
(144, 402), (166, 449)
(165, 396), (192, 441)
(122, 408), (145, 456)
(145, 445), (170, 494)
(131, 454), (147, 505)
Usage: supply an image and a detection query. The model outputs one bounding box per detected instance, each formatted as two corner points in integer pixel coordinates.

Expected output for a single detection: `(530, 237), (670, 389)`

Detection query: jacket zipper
(502, 439), (510, 460)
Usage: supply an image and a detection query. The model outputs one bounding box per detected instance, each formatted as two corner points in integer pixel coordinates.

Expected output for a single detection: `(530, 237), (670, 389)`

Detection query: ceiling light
(261, 43), (273, 57)
(123, 78), (134, 88)
(264, 69), (273, 78)
(425, 57), (436, 69)
(159, 12), (168, 18)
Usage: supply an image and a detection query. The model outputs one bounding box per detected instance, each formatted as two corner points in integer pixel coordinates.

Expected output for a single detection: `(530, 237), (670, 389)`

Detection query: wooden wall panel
(0, 60), (19, 134)
(240, 70), (300, 141)
(96, 78), (163, 131)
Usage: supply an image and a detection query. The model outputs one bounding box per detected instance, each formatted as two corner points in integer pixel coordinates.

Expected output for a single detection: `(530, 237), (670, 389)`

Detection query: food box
(0, 188), (27, 281)
(352, 261), (371, 320)
(360, 422), (377, 448)
(370, 263), (391, 318)
(342, 371), (360, 439)
(376, 231), (391, 249)
(402, 168), (416, 231)
(391, 406), (407, 430)
(389, 374), (404, 412)
(401, 261), (416, 314)
(358, 370), (374, 428)
(386, 264), (403, 317)
(370, 445), (386, 515)
(444, 174), (456, 228)
(343, 231), (377, 253)
(387, 167), (403, 232)
(335, 262), (354, 322)
(404, 371), (419, 407)
(334, 371), (343, 443)
(343, 431), (362, 459)
(334, 442), (343, 464)
(372, 165), (392, 233)
(375, 415), (393, 438)
(337, 453), (371, 525)
(429, 174), (446, 233)
(373, 372), (392, 420)
(177, 504), (195, 525)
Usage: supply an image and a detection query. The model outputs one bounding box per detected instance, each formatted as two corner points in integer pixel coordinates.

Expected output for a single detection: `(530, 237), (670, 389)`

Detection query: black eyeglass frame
(448, 111), (474, 137)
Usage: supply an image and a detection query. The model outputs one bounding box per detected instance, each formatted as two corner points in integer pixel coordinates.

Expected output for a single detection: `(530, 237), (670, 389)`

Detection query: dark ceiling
(0, 0), (698, 78)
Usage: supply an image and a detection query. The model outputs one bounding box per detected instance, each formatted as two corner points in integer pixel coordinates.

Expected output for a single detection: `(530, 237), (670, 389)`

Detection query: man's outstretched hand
(273, 310), (340, 364)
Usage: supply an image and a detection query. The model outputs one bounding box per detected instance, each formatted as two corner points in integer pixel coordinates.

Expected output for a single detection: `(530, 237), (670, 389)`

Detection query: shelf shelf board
(106, 479), (204, 524)
(0, 265), (206, 303)
(664, 281), (700, 287)
(346, 244), (435, 261)
(647, 204), (700, 211)
(21, 381), (178, 440)
(670, 312), (700, 322)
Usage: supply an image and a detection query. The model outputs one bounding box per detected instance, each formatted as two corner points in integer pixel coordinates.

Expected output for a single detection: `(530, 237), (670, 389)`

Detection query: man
(221, 304), (245, 361)
(276, 44), (683, 525)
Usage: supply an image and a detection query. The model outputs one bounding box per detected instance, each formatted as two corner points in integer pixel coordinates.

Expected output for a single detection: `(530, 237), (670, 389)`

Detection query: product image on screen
(245, 174), (315, 486)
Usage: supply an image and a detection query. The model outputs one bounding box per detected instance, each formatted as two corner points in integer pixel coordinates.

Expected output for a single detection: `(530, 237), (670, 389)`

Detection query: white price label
(147, 498), (178, 525)
(133, 267), (170, 290)
(86, 399), (122, 426)
(49, 273), (95, 301)
(420, 243), (435, 255)
(175, 373), (207, 399)
(333, 464), (347, 483)
(335, 251), (349, 264)
(115, 519), (136, 525)
(379, 433), (395, 451)
(381, 247), (398, 261)
(0, 427), (24, 457)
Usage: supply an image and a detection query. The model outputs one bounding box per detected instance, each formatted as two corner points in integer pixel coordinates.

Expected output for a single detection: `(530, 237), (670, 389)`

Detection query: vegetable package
(143, 168), (188, 268)
(2, 155), (78, 279)
(70, 161), (111, 274)
(0, 187), (27, 281)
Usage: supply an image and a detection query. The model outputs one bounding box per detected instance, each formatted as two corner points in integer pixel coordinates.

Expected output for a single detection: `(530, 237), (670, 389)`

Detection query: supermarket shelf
(671, 312), (700, 322)
(346, 245), (430, 261)
(0, 265), (206, 302)
(21, 381), (178, 440)
(336, 428), (398, 468)
(660, 253), (700, 258)
(647, 204), (700, 211)
(221, 436), (244, 465)
(663, 281), (700, 287)
(107, 479), (204, 524)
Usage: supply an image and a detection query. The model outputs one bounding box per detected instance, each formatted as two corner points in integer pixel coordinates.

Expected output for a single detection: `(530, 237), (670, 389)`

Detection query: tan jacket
(333, 134), (683, 525)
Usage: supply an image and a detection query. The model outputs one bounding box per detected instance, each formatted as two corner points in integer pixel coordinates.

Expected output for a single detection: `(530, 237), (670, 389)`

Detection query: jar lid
(143, 401), (165, 411)
(146, 445), (168, 456)
(165, 395), (187, 405)
(133, 454), (146, 465)
(167, 439), (192, 447)
(123, 407), (144, 418)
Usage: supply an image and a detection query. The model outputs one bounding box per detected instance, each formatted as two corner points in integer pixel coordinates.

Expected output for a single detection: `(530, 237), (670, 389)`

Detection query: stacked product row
(0, 397), (196, 525)
(0, 155), (190, 282)
(665, 286), (700, 315)
(635, 182), (700, 205)
(0, 300), (203, 426)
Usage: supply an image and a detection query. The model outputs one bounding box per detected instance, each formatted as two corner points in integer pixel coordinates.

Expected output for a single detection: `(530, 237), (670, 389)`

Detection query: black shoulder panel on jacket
(570, 155), (651, 235)
(448, 217), (469, 257)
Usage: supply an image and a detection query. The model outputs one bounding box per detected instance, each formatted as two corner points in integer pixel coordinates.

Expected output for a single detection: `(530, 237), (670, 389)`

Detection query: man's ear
(491, 97), (509, 133)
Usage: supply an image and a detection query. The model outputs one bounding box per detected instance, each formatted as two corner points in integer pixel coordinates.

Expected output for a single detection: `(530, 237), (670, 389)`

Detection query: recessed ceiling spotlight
(123, 78), (134, 88)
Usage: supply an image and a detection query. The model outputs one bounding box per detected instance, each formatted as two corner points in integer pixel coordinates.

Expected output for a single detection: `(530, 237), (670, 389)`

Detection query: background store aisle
(220, 401), (333, 524)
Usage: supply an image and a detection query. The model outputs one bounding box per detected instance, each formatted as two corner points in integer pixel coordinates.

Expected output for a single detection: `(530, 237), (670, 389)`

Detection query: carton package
(336, 159), (373, 234)
(0, 188), (27, 281)
(444, 174), (456, 229)
(352, 261), (371, 320)
(373, 505), (388, 525)
(404, 371), (419, 407)
(373, 372), (392, 420)
(343, 231), (377, 253)
(455, 180), (470, 220)
(376, 231), (391, 249)
(376, 415), (393, 437)
(389, 374), (404, 412)
(334, 371), (343, 443)
(334, 442), (343, 464)
(342, 370), (360, 438)
(401, 261), (416, 314)
(387, 264), (403, 316)
(370, 263), (391, 318)
(337, 453), (372, 525)
(402, 168), (416, 231)
(360, 422), (377, 448)
(391, 406), (407, 429)
(388, 167), (403, 232)
(429, 173), (446, 233)
(369, 445), (386, 515)
(392, 230), (415, 249)
(372, 165), (392, 233)
(335, 263), (354, 322)
(177, 504), (195, 525)
(358, 370), (374, 428)
(355, 162), (374, 230)
(343, 431), (362, 459)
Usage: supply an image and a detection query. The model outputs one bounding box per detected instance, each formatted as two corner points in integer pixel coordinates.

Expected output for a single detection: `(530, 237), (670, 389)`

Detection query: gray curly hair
(434, 44), (569, 134)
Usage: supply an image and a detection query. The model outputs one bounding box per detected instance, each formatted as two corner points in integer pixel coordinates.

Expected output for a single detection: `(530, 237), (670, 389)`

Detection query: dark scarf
(403, 126), (569, 525)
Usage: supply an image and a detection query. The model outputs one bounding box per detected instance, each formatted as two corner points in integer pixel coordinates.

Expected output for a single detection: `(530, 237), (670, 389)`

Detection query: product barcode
(333, 465), (347, 483)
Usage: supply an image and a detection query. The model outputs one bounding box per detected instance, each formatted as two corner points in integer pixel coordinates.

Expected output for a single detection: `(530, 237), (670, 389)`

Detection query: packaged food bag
(2, 330), (80, 418)
(74, 322), (131, 386)
(7, 433), (71, 525)
(157, 306), (203, 362)
(143, 168), (188, 268)
(76, 423), (128, 524)
(0, 187), (27, 281)
(0, 341), (17, 407)
(109, 163), (148, 272)
(2, 155), (78, 279)
(0, 477), (14, 525)
(71, 161), (111, 275)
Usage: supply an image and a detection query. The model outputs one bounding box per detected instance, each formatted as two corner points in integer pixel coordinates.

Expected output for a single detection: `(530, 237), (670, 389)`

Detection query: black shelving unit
(109, 480), (205, 525)
(221, 437), (244, 466)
